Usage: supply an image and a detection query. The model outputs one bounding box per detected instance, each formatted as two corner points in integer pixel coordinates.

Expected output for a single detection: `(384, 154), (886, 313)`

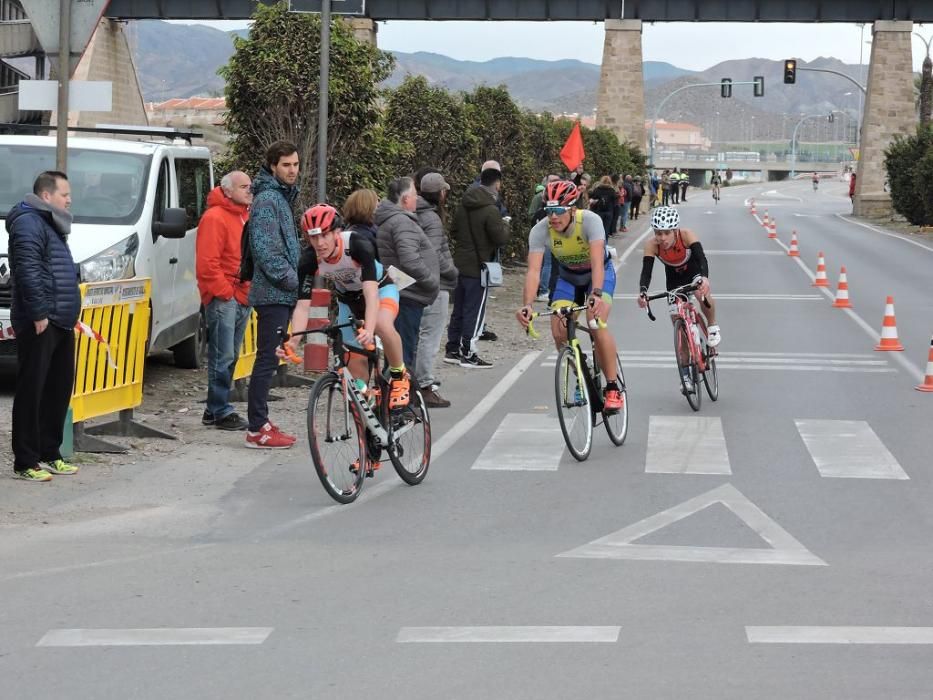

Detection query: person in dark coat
(7, 171), (81, 481)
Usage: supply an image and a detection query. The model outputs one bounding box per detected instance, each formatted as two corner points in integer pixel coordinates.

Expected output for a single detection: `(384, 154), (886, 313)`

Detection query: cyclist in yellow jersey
(516, 180), (624, 411)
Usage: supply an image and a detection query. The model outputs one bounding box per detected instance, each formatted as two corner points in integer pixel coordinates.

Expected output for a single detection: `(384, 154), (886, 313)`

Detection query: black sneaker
(443, 350), (461, 364)
(201, 410), (215, 426)
(215, 412), (249, 431)
(459, 353), (493, 369)
(479, 330), (498, 342)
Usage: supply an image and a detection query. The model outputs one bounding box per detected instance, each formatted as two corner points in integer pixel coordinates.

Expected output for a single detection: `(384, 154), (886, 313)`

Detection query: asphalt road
(2, 178), (933, 699)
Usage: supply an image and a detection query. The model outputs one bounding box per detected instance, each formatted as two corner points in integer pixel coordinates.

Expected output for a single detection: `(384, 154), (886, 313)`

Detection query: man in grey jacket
(413, 170), (458, 408)
(374, 176), (439, 370)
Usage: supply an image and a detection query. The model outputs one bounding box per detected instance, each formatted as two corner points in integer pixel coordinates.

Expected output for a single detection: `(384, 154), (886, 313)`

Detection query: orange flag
(560, 121), (585, 172)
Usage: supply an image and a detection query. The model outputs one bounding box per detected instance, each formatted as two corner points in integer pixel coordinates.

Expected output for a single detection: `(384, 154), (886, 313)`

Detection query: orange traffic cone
(812, 251), (829, 287)
(787, 230), (800, 256)
(832, 266), (852, 308)
(768, 219), (778, 239)
(762, 211), (769, 229)
(750, 200), (757, 216)
(916, 336), (933, 392)
(874, 296), (904, 351)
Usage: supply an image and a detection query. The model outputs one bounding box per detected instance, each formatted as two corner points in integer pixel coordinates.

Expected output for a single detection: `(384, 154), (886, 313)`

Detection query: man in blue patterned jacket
(7, 171), (81, 481)
(245, 141), (301, 449)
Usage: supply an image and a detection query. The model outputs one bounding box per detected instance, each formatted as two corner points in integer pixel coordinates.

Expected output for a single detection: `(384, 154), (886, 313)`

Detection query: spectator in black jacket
(7, 171), (81, 482)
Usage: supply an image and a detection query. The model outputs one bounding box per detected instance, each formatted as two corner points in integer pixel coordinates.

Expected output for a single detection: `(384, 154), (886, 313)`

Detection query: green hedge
(885, 125), (933, 226)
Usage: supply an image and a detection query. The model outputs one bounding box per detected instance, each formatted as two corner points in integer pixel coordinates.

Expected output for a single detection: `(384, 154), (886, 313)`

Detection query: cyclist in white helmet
(638, 205), (721, 355)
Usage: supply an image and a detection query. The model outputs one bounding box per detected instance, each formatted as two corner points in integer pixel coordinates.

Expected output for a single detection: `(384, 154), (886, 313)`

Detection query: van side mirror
(152, 207), (188, 239)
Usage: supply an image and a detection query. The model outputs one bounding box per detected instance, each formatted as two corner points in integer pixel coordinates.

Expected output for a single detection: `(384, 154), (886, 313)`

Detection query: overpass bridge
(2, 0), (927, 215)
(653, 157), (844, 185)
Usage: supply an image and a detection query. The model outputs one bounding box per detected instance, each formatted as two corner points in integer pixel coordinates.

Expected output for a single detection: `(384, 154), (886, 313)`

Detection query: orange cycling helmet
(544, 180), (579, 207)
(301, 203), (344, 235)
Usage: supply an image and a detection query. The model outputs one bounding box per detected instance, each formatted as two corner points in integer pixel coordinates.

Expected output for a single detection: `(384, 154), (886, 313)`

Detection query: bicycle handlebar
(523, 304), (606, 339)
(641, 281), (710, 322)
(276, 319), (367, 364)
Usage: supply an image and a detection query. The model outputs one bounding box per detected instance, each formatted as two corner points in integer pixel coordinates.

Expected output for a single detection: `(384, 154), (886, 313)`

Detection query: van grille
(0, 283), (10, 308)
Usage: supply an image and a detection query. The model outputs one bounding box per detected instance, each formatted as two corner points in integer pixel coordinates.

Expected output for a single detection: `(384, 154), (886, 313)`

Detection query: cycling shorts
(336, 283), (400, 350)
(551, 263), (616, 309)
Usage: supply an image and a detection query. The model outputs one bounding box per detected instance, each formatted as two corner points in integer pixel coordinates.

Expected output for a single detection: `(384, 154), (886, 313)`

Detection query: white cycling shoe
(707, 325), (722, 347)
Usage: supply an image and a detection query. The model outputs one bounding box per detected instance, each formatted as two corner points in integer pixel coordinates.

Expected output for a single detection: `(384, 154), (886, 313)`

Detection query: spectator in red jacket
(848, 172), (856, 200)
(195, 170), (253, 431)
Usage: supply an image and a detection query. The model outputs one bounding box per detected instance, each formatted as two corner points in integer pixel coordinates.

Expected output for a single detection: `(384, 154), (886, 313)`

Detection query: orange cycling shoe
(351, 459), (381, 476)
(388, 373), (411, 409)
(603, 388), (624, 412)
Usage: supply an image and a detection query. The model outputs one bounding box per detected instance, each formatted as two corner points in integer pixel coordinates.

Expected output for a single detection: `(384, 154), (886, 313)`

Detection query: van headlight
(79, 233), (139, 283)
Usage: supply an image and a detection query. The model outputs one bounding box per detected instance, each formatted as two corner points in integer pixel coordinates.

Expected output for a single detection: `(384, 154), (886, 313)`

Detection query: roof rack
(0, 123), (204, 144)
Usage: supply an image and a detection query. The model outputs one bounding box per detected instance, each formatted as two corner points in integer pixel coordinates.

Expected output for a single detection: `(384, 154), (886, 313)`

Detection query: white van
(0, 129), (213, 367)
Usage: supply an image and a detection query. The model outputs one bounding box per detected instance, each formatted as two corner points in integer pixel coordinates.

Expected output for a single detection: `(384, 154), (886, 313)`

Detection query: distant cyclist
(710, 171), (722, 202)
(812, 172), (820, 191)
(638, 206), (720, 387)
(516, 180), (624, 411)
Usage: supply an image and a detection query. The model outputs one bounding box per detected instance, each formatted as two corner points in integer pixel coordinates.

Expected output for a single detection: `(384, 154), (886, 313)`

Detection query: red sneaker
(603, 388), (624, 412)
(268, 422), (296, 443)
(246, 422), (294, 449)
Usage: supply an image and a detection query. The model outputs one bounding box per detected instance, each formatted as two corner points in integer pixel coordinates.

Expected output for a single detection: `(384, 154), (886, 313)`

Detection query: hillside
(127, 20), (868, 145)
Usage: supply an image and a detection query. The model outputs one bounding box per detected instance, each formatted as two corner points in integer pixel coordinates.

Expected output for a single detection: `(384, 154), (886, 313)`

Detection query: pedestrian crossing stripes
(746, 627), (933, 644)
(795, 420), (909, 479)
(467, 413), (908, 480)
(702, 250), (787, 255)
(471, 413), (565, 471)
(646, 416), (731, 474)
(541, 351), (894, 373)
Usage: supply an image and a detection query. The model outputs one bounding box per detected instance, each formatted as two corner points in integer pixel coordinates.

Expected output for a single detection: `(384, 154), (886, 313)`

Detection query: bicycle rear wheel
(555, 345), (593, 461)
(307, 374), (366, 504)
(603, 353), (628, 446)
(673, 319), (701, 412)
(386, 388), (431, 485)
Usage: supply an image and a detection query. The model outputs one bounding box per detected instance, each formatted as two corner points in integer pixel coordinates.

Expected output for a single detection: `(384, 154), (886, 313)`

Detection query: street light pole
(55, 0), (71, 172)
(791, 111), (847, 176)
(317, 0), (331, 202)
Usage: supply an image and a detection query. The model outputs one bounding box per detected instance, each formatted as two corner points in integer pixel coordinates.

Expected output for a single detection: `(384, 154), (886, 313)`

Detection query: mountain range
(127, 20), (869, 144)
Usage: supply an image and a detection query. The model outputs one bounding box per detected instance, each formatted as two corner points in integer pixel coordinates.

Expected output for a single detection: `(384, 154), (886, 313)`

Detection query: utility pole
(55, 0), (71, 171)
(317, 0), (330, 201)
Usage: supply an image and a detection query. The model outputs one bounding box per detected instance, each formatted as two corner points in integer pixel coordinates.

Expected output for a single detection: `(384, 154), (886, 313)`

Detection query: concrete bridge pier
(853, 20), (916, 218)
(346, 17), (377, 45)
(596, 19), (645, 151)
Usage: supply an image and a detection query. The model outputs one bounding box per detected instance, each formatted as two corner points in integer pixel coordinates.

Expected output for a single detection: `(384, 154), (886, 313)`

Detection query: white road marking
(746, 627), (933, 644)
(795, 419), (909, 479)
(623, 363), (893, 373)
(397, 626), (621, 643)
(558, 483), (826, 566)
(37, 628), (273, 647)
(615, 293), (822, 300)
(646, 416), (731, 475)
(472, 413), (564, 471)
(703, 250), (786, 255)
(835, 213), (933, 254)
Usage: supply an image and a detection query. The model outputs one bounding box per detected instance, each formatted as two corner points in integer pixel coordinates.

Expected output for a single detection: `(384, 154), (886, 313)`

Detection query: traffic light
(783, 59), (797, 84)
(753, 76), (765, 97)
(721, 78), (732, 98)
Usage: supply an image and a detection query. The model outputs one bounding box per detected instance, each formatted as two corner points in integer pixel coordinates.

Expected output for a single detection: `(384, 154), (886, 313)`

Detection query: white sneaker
(535, 291), (550, 302)
(680, 372), (694, 393)
(707, 325), (721, 347)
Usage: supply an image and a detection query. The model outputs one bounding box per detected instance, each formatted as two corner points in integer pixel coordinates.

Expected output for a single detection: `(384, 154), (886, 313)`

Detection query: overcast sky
(176, 19), (932, 72)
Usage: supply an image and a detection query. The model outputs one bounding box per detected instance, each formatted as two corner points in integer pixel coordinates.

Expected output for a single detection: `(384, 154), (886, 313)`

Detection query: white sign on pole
(19, 80), (112, 112)
(19, 0), (111, 75)
(289, 0), (365, 14)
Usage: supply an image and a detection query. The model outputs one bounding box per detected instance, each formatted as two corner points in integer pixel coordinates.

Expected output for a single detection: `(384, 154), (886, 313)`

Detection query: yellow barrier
(71, 279), (151, 423)
(232, 310), (259, 381)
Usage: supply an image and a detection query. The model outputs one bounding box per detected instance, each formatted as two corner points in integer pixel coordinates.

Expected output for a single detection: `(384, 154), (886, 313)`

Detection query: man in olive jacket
(444, 166), (510, 369)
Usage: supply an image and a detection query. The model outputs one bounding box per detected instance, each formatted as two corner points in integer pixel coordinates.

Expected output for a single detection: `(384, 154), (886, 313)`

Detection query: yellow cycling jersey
(549, 210), (590, 272)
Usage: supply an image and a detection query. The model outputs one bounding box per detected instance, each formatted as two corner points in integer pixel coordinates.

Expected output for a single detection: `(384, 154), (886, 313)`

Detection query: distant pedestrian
(196, 170), (253, 431)
(246, 141), (301, 449)
(8, 171), (81, 481)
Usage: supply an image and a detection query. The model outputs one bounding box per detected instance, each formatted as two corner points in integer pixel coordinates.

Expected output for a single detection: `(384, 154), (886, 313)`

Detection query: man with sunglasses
(515, 180), (624, 412)
(637, 206), (720, 389)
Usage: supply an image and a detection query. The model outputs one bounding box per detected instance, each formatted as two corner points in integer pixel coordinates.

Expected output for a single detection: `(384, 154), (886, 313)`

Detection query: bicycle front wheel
(555, 345), (593, 461)
(695, 316), (719, 402)
(386, 388), (431, 485)
(603, 354), (628, 446)
(307, 374), (366, 504)
(673, 319), (701, 412)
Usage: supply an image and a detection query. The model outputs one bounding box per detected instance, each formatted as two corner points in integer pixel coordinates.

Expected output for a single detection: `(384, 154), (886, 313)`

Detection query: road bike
(278, 321), (430, 504)
(526, 305), (628, 461)
(711, 184), (720, 204)
(642, 282), (719, 411)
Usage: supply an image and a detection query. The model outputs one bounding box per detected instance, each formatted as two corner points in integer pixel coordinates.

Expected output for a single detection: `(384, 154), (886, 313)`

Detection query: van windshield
(0, 145), (151, 225)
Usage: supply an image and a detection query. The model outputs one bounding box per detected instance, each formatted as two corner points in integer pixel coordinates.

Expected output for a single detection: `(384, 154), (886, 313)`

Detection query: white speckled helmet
(650, 205), (680, 230)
